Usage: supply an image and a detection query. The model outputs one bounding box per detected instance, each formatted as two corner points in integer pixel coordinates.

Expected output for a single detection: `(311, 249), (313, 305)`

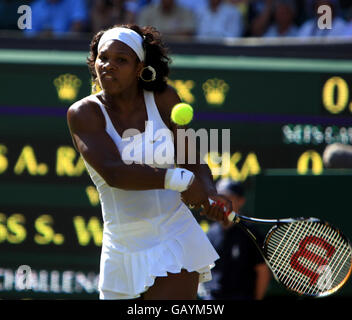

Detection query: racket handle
(208, 198), (236, 222)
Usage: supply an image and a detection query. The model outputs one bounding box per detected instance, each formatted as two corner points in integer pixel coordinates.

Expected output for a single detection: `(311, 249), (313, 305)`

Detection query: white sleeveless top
(84, 90), (219, 297)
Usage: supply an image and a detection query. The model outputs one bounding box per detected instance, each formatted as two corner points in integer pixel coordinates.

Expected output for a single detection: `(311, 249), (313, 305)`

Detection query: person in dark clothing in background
(201, 178), (271, 300)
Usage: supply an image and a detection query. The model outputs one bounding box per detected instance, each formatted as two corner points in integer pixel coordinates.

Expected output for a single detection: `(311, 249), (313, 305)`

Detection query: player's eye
(98, 55), (107, 62)
(116, 57), (126, 63)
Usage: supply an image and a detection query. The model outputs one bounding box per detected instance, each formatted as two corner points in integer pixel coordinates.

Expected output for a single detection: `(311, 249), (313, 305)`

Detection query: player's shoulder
(154, 85), (180, 127)
(154, 84), (179, 105)
(67, 94), (104, 129)
(154, 85), (180, 113)
(67, 94), (100, 115)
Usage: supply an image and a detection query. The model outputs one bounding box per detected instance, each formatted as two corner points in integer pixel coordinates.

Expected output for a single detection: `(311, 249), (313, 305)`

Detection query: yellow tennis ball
(171, 103), (194, 126)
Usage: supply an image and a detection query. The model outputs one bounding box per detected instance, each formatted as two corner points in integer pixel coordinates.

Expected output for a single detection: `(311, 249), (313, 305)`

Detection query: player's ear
(136, 61), (144, 78)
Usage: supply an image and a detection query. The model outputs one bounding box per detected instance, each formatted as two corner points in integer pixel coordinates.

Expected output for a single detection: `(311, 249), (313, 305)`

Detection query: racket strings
(265, 221), (352, 296)
(270, 220), (312, 289)
(302, 223), (351, 294)
(285, 222), (349, 295)
(308, 229), (351, 295)
(284, 223), (349, 295)
(294, 223), (338, 294)
(268, 222), (297, 269)
(292, 222), (336, 293)
(322, 237), (352, 293)
(267, 222), (324, 294)
(268, 221), (314, 291)
(268, 221), (311, 281)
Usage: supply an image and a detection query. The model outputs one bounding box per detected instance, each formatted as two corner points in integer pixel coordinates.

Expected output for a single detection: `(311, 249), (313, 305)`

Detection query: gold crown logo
(167, 79), (195, 104)
(54, 74), (82, 102)
(202, 78), (229, 106)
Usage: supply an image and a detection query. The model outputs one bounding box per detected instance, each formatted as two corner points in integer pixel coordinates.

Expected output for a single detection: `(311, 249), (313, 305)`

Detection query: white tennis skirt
(98, 216), (219, 299)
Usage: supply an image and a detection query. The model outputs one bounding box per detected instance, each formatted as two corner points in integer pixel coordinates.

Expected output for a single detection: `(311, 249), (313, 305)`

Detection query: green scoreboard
(1, 49), (352, 298)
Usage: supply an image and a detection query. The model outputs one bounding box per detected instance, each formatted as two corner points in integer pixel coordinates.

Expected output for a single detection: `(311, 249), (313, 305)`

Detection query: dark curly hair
(87, 24), (171, 93)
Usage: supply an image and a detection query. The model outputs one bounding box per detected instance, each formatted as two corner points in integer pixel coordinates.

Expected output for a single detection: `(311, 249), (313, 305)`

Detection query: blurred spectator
(90, 0), (136, 34)
(226, 0), (250, 33)
(340, 0), (352, 20)
(0, 0), (26, 30)
(25, 0), (88, 36)
(226, 0), (249, 16)
(201, 179), (271, 300)
(176, 0), (208, 13)
(341, 6), (352, 37)
(263, 0), (298, 37)
(151, 0), (208, 14)
(323, 143), (352, 168)
(342, 20), (352, 37)
(135, 0), (153, 10)
(291, 0), (307, 26)
(137, 0), (195, 37)
(196, 0), (243, 39)
(297, 0), (346, 37)
(248, 0), (274, 37)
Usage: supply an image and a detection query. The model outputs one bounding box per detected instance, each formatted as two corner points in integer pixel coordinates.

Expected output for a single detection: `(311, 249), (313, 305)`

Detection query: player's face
(95, 40), (143, 94)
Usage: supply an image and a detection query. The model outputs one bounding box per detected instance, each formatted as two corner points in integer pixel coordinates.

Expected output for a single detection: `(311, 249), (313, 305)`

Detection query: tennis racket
(209, 199), (352, 297)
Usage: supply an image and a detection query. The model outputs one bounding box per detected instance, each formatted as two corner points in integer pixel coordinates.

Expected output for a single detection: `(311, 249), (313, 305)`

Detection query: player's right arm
(67, 98), (166, 190)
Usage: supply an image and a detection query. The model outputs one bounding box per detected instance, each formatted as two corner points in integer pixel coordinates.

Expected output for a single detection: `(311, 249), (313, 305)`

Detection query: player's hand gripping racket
(209, 199), (352, 297)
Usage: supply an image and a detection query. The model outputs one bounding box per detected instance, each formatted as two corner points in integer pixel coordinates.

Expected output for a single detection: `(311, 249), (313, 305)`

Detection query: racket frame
(207, 198), (352, 297)
(232, 214), (352, 298)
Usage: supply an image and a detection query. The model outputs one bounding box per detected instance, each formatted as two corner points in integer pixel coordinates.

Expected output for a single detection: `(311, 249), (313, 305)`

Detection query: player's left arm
(155, 86), (232, 223)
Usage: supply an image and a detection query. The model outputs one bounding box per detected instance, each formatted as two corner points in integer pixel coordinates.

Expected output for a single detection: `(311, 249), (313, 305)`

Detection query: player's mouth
(101, 72), (116, 81)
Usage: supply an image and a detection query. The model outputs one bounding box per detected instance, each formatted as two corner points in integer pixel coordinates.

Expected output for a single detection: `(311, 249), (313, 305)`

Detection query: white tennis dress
(84, 90), (219, 299)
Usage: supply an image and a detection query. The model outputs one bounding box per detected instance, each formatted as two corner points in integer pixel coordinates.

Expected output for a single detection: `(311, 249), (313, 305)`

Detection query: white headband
(98, 27), (145, 62)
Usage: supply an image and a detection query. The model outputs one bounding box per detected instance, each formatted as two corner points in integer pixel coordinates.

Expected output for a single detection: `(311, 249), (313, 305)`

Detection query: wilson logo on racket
(290, 236), (335, 285)
(211, 197), (352, 298)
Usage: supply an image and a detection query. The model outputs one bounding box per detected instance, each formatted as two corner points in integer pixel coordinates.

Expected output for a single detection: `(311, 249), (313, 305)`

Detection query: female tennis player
(67, 24), (232, 300)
